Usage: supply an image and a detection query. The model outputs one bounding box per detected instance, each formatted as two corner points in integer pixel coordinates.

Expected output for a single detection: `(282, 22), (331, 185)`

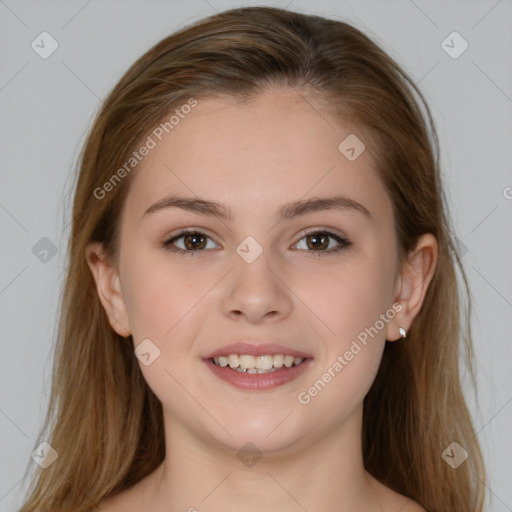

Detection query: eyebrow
(142, 194), (371, 222)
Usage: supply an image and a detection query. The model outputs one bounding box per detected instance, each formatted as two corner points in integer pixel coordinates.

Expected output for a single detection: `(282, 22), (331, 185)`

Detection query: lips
(203, 342), (313, 359)
(202, 341), (314, 391)
(204, 357), (314, 390)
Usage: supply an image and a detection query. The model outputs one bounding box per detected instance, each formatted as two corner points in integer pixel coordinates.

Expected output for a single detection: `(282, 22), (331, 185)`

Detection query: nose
(221, 249), (293, 324)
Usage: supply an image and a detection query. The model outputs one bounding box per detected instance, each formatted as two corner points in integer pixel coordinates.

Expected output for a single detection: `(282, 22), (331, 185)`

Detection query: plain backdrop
(1, 1), (511, 510)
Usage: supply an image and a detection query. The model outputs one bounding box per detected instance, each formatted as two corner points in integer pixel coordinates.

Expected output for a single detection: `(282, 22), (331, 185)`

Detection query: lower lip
(203, 358), (314, 391)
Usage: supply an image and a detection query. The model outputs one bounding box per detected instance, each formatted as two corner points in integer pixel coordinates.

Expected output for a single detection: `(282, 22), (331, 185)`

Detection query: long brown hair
(19, 6), (486, 511)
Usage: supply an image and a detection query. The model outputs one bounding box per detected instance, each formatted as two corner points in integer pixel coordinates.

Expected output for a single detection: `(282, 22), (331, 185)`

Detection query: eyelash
(161, 228), (351, 258)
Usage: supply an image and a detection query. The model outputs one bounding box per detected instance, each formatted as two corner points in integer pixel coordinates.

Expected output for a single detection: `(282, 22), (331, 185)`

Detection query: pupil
(182, 233), (329, 251)
(185, 234), (205, 250)
(309, 233), (327, 250)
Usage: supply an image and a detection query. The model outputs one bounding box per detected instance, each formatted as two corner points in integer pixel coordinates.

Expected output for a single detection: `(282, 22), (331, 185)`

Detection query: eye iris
(184, 233), (206, 250)
(307, 233), (328, 250)
(175, 231), (338, 252)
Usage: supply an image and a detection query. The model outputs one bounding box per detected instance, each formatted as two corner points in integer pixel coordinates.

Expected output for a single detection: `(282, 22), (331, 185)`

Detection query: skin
(87, 87), (436, 512)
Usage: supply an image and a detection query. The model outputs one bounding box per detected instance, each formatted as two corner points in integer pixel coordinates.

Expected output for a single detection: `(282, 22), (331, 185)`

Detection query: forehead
(122, 88), (392, 225)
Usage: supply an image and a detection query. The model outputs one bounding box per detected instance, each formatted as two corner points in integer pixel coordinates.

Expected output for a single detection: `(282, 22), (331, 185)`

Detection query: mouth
(202, 344), (314, 390)
(209, 353), (306, 373)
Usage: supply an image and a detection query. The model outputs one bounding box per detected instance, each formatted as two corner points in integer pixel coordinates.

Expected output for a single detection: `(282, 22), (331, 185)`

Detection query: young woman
(19, 6), (486, 511)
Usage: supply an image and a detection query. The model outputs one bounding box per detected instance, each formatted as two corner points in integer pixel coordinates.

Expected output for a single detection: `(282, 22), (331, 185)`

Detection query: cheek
(120, 251), (212, 412)
(121, 248), (207, 342)
(304, 255), (393, 338)
(296, 264), (390, 415)
(299, 250), (393, 393)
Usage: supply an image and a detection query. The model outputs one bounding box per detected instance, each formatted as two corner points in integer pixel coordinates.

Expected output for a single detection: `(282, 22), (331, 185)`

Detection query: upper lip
(203, 342), (313, 359)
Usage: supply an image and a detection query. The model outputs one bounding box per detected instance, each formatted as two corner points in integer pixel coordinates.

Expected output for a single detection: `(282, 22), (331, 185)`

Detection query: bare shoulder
(368, 472), (427, 511)
(95, 492), (126, 512)
(95, 466), (161, 512)
(383, 490), (426, 511)
(95, 484), (142, 512)
(382, 489), (427, 511)
(398, 501), (427, 511)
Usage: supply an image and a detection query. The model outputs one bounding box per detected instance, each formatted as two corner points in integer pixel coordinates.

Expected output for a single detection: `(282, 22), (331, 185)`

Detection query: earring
(399, 327), (407, 338)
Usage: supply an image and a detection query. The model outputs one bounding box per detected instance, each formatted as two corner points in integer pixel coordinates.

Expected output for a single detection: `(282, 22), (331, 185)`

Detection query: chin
(203, 411), (312, 456)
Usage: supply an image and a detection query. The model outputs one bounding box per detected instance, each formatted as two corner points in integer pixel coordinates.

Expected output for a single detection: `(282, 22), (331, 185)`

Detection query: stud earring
(399, 327), (407, 338)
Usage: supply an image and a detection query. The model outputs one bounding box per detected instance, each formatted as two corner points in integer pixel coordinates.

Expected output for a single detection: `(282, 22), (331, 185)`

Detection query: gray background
(1, 0), (511, 510)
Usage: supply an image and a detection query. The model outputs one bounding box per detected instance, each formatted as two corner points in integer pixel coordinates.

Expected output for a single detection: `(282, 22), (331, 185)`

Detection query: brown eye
(163, 229), (219, 256)
(294, 230), (350, 254)
(305, 232), (330, 250)
(182, 233), (207, 250)
(163, 228), (350, 258)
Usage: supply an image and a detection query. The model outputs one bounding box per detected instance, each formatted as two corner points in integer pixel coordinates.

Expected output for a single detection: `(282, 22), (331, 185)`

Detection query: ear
(85, 242), (131, 337)
(386, 233), (438, 341)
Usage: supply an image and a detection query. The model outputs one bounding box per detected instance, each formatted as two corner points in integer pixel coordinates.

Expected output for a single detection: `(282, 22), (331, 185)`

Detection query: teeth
(273, 354), (284, 368)
(256, 355), (273, 369)
(239, 355), (255, 369)
(212, 354), (305, 370)
(235, 367), (278, 374)
(228, 354), (240, 368)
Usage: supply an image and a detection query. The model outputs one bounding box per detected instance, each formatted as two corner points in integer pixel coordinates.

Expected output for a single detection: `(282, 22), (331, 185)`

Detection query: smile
(213, 354), (303, 371)
(204, 354), (314, 390)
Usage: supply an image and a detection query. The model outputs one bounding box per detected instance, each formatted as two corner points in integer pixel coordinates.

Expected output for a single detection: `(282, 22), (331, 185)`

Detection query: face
(102, 88), (406, 455)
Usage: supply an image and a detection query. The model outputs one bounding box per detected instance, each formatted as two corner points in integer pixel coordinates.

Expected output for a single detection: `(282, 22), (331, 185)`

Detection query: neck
(147, 404), (383, 512)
